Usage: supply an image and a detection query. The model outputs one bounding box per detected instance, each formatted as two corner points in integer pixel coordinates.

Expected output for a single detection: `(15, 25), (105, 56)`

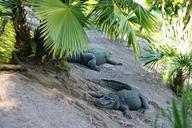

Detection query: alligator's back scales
(99, 79), (133, 91)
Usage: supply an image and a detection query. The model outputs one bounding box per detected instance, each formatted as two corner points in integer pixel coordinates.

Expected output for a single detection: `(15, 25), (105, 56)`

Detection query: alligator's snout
(96, 96), (116, 109)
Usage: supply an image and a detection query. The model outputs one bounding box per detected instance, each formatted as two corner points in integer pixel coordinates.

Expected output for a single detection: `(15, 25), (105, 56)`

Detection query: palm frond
(89, 0), (156, 58)
(0, 0), (21, 13)
(0, 18), (16, 64)
(141, 42), (177, 70)
(129, 1), (156, 31)
(172, 99), (182, 128)
(29, 0), (88, 58)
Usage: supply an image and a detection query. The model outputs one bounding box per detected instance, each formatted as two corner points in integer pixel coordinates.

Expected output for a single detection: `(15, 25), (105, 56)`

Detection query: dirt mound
(0, 30), (174, 128)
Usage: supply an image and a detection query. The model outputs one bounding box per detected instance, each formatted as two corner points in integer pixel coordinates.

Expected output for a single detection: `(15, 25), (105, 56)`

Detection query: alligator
(90, 79), (149, 118)
(67, 47), (122, 71)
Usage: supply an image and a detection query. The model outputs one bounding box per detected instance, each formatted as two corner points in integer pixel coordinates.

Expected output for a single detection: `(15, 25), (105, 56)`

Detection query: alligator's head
(95, 94), (118, 109)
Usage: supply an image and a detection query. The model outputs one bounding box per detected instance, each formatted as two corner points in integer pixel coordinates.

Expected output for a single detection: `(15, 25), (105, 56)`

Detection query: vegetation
(141, 0), (192, 95)
(141, 18), (192, 94)
(61, 60), (71, 72)
(142, 1), (192, 126)
(0, 0), (31, 54)
(0, 0), (156, 63)
(182, 87), (192, 102)
(154, 89), (192, 128)
(145, 0), (183, 18)
(0, 18), (16, 63)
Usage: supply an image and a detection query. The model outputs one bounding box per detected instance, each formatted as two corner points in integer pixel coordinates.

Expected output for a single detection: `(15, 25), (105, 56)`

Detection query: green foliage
(0, 0), (31, 55)
(29, 0), (89, 58)
(0, 18), (16, 63)
(90, 0), (156, 57)
(182, 87), (192, 105)
(145, 0), (184, 17)
(155, 97), (192, 128)
(61, 60), (71, 72)
(141, 19), (192, 93)
(29, 38), (37, 57)
(0, 0), (18, 16)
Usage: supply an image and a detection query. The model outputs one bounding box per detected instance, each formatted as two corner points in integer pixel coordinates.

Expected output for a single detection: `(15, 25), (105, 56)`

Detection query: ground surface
(0, 30), (174, 128)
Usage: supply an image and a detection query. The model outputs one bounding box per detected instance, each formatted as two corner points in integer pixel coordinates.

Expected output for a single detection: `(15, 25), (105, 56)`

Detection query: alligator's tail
(98, 79), (134, 91)
(67, 54), (81, 63)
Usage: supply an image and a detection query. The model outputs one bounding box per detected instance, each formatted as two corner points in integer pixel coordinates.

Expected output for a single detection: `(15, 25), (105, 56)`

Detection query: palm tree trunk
(12, 0), (31, 55)
(173, 69), (185, 93)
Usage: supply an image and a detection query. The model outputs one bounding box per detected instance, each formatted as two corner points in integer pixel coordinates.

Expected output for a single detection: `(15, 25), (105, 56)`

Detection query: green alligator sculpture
(90, 79), (149, 118)
(67, 47), (122, 71)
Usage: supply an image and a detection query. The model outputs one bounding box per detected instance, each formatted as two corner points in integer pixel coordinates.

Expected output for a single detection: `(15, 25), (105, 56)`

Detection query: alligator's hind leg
(83, 53), (100, 71)
(106, 57), (122, 65)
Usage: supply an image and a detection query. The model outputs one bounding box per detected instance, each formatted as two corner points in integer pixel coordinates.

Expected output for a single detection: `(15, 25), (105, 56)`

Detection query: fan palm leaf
(29, 0), (88, 58)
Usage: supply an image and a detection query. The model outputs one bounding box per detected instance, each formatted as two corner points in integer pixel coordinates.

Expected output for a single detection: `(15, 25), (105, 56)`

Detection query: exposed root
(0, 64), (26, 71)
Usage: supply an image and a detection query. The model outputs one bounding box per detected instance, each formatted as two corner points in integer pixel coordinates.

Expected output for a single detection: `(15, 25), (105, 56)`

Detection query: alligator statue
(89, 79), (149, 118)
(67, 47), (122, 71)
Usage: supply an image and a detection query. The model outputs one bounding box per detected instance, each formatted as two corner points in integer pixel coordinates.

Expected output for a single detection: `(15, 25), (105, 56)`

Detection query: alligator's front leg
(83, 53), (100, 71)
(106, 57), (122, 65)
(139, 94), (149, 113)
(120, 105), (132, 119)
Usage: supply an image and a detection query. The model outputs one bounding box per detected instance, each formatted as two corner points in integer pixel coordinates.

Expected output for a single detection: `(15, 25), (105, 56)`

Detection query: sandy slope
(0, 30), (174, 128)
(0, 72), (93, 128)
